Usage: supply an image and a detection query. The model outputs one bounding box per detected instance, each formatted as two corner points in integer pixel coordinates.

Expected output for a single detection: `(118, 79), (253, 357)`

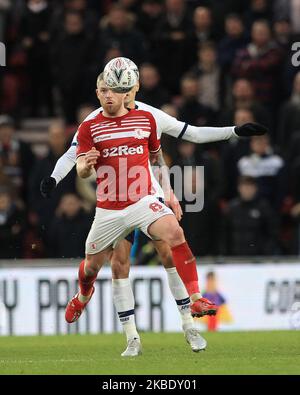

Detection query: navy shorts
(125, 230), (135, 244)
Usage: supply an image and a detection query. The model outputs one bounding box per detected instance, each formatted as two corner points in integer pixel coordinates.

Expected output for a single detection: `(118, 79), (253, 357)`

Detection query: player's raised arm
(148, 103), (269, 143)
(52, 144), (77, 182)
(182, 122), (269, 143)
(40, 134), (78, 198)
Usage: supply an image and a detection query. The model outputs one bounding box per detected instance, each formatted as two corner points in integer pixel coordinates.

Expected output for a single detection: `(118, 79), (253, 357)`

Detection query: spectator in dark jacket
(273, 17), (293, 52)
(175, 140), (198, 167)
(237, 134), (286, 208)
(192, 6), (217, 45)
(136, 0), (163, 49)
(221, 176), (279, 256)
(176, 142), (224, 256)
(221, 107), (253, 199)
(0, 186), (26, 259)
(19, 0), (53, 116)
(243, 0), (272, 30)
(47, 193), (92, 258)
(0, 115), (35, 203)
(52, 10), (95, 123)
(136, 63), (170, 108)
(218, 13), (249, 74)
(178, 73), (215, 126)
(175, 140), (224, 201)
(189, 41), (221, 111)
(286, 133), (300, 216)
(278, 71), (300, 150)
(99, 4), (148, 65)
(29, 120), (76, 232)
(51, 0), (99, 40)
(219, 78), (271, 129)
(181, 169), (223, 256)
(290, 183), (300, 255)
(232, 20), (284, 111)
(154, 0), (194, 93)
(273, 0), (300, 35)
(0, 0), (10, 42)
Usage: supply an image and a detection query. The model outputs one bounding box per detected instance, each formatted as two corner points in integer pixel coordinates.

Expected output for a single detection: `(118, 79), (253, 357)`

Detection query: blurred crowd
(1, 0), (300, 260)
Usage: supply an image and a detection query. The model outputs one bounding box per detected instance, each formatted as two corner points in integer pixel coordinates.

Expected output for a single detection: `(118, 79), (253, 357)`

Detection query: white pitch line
(0, 359), (94, 364)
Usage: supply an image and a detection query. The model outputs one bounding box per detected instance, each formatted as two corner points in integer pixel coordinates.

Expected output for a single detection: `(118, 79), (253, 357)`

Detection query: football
(103, 57), (139, 93)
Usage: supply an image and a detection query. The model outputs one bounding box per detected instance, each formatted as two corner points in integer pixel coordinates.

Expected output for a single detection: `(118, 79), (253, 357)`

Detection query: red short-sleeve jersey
(76, 109), (161, 209)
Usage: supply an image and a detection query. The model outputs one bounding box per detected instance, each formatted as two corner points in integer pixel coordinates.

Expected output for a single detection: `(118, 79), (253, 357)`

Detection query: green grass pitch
(0, 331), (299, 375)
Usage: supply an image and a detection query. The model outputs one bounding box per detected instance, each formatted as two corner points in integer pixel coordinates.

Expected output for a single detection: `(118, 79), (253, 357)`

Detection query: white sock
(166, 267), (194, 330)
(191, 293), (202, 302)
(112, 278), (139, 340)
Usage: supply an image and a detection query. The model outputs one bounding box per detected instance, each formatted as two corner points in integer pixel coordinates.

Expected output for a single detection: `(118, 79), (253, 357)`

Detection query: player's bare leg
(111, 239), (131, 280)
(65, 248), (112, 323)
(153, 240), (193, 323)
(111, 240), (141, 356)
(150, 219), (217, 318)
(111, 239), (205, 352)
(152, 240), (206, 351)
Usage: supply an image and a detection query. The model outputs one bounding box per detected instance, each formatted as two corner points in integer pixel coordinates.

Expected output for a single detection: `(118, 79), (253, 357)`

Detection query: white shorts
(85, 195), (174, 255)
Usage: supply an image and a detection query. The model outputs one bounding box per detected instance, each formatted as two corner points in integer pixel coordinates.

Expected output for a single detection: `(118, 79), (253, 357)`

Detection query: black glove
(40, 177), (56, 198)
(234, 122), (269, 137)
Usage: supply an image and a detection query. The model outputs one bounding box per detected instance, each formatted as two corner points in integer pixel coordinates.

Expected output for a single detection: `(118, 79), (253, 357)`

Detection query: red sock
(78, 260), (97, 296)
(171, 242), (200, 296)
(207, 315), (218, 332)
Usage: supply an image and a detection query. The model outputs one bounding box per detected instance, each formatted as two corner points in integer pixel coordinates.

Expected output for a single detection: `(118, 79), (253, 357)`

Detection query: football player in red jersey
(65, 75), (208, 355)
(42, 59), (268, 355)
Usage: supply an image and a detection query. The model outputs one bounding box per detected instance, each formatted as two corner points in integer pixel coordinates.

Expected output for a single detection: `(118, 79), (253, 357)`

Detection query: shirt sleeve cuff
(76, 152), (88, 159)
(149, 145), (161, 154)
